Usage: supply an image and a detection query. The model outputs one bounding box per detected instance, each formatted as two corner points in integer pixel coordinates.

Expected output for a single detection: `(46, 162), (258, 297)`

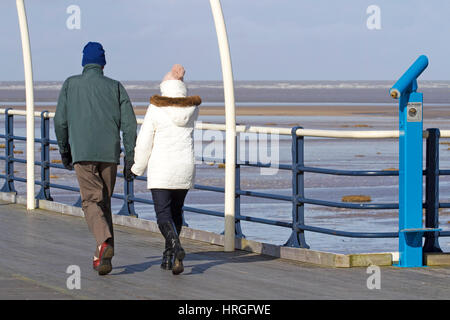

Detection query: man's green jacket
(54, 64), (137, 164)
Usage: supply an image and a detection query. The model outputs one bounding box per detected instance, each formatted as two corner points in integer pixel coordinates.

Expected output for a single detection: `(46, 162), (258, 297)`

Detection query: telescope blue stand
(390, 55), (441, 267)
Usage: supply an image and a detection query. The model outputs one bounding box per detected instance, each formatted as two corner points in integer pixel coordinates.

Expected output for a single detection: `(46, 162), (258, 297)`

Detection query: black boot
(175, 222), (182, 238)
(158, 221), (185, 275)
(160, 239), (174, 270)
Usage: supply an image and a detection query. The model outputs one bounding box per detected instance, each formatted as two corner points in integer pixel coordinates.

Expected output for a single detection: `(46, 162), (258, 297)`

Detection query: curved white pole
(16, 0), (35, 210)
(209, 0), (236, 252)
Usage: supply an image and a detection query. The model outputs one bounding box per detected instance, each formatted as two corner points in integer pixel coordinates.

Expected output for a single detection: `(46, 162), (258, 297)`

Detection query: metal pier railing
(0, 108), (448, 252)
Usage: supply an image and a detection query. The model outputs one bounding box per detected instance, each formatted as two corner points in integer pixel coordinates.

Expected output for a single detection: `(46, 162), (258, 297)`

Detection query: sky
(1, 0), (449, 81)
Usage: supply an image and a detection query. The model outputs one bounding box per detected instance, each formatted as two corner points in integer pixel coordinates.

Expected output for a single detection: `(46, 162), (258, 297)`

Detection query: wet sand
(11, 103), (450, 118)
(0, 104), (402, 117)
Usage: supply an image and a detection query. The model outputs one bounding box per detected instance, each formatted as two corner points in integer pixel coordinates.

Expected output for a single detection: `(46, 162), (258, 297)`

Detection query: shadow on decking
(112, 250), (278, 276)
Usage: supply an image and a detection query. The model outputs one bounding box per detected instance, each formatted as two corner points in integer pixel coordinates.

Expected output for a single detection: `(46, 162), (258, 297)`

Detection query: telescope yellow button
(408, 108), (417, 117)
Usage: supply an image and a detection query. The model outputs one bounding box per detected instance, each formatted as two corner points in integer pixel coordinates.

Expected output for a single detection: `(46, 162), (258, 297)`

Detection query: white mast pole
(16, 0), (35, 210)
(209, 0), (236, 251)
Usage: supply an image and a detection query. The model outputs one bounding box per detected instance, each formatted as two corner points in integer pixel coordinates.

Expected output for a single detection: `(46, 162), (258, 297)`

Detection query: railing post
(285, 126), (309, 248)
(234, 135), (244, 238)
(423, 128), (442, 253)
(36, 111), (53, 201)
(210, 0), (236, 253)
(73, 196), (82, 208)
(118, 157), (138, 217)
(1, 108), (16, 193)
(221, 135), (244, 238)
(16, 0), (36, 210)
(390, 55), (430, 267)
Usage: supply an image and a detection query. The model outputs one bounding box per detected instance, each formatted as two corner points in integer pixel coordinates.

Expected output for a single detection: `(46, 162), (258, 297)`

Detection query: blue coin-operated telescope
(390, 55), (440, 267)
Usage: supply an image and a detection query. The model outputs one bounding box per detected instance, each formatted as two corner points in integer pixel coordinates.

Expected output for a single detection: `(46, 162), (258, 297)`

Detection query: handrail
(0, 108), (54, 118)
(296, 128), (400, 139)
(2, 107), (450, 139)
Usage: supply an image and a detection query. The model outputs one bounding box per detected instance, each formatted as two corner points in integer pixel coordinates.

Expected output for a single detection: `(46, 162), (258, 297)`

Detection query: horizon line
(1, 79), (450, 82)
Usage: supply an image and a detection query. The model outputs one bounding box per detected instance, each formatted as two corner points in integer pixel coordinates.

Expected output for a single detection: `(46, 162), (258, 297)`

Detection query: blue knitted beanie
(82, 42), (106, 67)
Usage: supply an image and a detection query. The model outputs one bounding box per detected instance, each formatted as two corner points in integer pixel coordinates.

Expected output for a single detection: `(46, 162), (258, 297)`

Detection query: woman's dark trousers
(151, 189), (188, 274)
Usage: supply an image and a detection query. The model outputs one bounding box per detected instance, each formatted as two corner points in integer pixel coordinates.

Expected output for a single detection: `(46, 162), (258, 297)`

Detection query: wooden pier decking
(0, 200), (449, 300)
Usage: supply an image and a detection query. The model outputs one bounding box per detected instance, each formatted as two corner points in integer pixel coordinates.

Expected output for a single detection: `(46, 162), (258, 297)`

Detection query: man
(54, 42), (137, 275)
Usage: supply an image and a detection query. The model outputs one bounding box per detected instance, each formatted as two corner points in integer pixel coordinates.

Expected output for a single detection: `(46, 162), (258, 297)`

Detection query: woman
(131, 64), (201, 275)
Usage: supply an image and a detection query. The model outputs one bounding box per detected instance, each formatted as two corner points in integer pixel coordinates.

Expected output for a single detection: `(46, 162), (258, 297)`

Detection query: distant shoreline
(7, 104), (450, 118)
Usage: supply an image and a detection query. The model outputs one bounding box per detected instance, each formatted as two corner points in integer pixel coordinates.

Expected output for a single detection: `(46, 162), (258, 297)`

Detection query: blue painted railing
(0, 109), (448, 252)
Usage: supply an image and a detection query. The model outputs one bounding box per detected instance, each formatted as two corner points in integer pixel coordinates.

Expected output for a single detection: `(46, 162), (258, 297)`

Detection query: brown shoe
(94, 242), (114, 275)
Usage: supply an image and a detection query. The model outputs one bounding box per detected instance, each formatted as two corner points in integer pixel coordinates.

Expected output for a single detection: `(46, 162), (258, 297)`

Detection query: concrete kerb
(2, 191), (448, 268)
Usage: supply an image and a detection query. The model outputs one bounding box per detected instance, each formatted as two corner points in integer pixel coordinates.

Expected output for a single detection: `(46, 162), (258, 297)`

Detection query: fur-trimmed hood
(150, 95), (202, 108)
(149, 80), (201, 127)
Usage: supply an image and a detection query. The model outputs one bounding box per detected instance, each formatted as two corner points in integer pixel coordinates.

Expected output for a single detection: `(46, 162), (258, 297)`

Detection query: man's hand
(60, 150), (73, 170)
(123, 158), (136, 182)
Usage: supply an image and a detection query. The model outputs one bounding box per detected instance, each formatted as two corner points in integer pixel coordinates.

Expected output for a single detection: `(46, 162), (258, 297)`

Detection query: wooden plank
(0, 200), (449, 299)
(2, 193), (449, 269)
